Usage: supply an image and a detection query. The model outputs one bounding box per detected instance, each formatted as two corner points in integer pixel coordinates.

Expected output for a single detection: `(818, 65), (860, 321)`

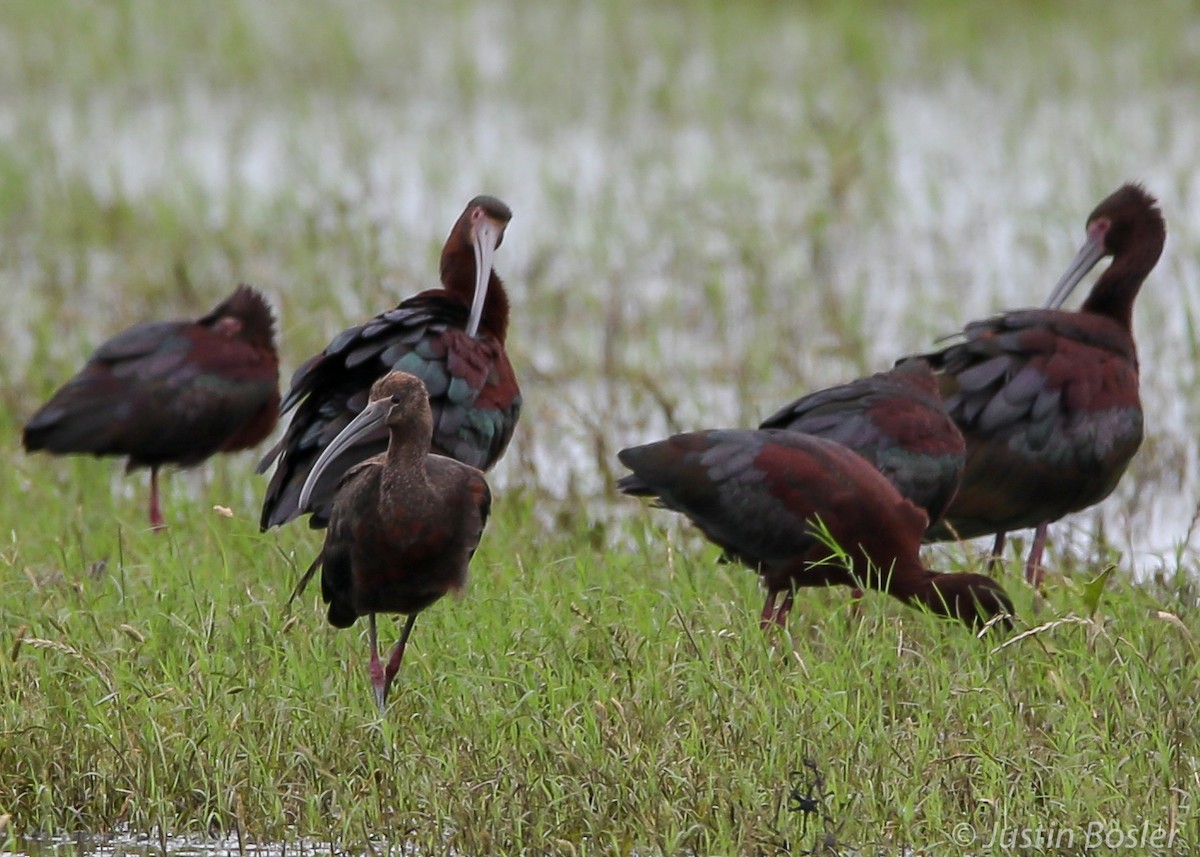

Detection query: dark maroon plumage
(291, 371), (491, 710)
(916, 184), (1165, 585)
(759, 357), (965, 528)
(617, 429), (1012, 631)
(259, 195), (520, 530)
(23, 284), (280, 529)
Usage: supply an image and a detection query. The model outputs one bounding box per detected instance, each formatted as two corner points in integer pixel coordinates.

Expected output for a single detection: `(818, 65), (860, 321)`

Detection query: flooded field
(4, 3), (1198, 576)
(13, 832), (324, 857)
(4, 2), (1200, 852)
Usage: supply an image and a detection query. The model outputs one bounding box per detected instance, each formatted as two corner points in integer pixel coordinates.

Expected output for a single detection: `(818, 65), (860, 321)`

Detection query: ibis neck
(440, 247), (510, 343)
(1080, 264), (1143, 330)
(1081, 231), (1164, 330)
(382, 438), (433, 501)
(883, 566), (957, 616)
(850, 557), (934, 603)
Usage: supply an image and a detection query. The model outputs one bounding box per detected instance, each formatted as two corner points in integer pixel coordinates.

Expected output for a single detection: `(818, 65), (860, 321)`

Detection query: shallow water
(5, 6), (1200, 580)
(12, 833), (347, 857)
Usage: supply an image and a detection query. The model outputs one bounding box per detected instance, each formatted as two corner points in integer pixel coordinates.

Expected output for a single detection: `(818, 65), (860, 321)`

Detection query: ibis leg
(760, 587), (794, 630)
(149, 466), (166, 532)
(987, 531), (1006, 573)
(775, 590), (794, 627)
(760, 589), (781, 630)
(380, 613), (419, 706)
(368, 613), (387, 711)
(1025, 522), (1049, 587)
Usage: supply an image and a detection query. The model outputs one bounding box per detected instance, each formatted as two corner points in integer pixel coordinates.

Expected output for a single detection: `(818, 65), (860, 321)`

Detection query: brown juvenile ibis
(916, 184), (1165, 586)
(292, 371), (491, 710)
(617, 429), (1012, 631)
(759, 357), (965, 529)
(22, 284), (280, 530)
(259, 195), (519, 529)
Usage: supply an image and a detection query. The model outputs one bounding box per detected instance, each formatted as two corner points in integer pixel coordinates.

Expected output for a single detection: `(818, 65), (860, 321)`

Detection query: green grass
(2, 459), (1199, 853)
(3, 0), (1200, 854)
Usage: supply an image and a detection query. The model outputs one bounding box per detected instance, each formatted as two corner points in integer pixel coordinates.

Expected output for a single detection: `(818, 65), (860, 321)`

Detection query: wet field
(4, 3), (1198, 575)
(4, 2), (1200, 853)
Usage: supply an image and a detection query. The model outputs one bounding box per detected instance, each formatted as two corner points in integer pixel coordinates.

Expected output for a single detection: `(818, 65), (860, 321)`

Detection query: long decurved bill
(1044, 224), (1108, 309)
(466, 214), (505, 339)
(298, 397), (394, 511)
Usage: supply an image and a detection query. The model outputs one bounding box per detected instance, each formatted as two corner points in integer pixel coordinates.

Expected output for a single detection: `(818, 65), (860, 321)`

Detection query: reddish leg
(1024, 522), (1049, 587)
(381, 613), (419, 706)
(368, 613), (387, 710)
(987, 531), (1006, 573)
(759, 588), (794, 630)
(775, 590), (794, 627)
(369, 612), (419, 711)
(148, 466), (166, 532)
(760, 589), (781, 630)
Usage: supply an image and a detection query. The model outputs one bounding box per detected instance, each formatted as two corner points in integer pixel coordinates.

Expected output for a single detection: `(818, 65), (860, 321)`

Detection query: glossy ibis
(259, 195), (519, 529)
(759, 357), (965, 528)
(22, 284), (280, 530)
(292, 371), (491, 710)
(617, 429), (1012, 631)
(916, 184), (1165, 586)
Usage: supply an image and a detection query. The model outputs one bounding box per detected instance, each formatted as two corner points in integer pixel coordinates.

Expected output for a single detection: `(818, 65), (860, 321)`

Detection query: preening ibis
(260, 195), (519, 529)
(916, 184), (1165, 586)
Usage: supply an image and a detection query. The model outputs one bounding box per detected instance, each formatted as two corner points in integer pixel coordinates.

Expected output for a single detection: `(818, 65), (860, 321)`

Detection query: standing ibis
(617, 429), (1012, 631)
(259, 196), (519, 529)
(22, 284), (280, 530)
(292, 371), (491, 710)
(916, 184), (1165, 586)
(759, 357), (965, 529)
